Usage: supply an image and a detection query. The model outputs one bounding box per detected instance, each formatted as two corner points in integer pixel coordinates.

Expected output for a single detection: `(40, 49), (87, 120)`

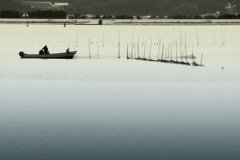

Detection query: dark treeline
(28, 10), (67, 19)
(169, 14), (240, 19)
(1, 0), (240, 16)
(0, 10), (21, 18)
(0, 10), (67, 18)
(0, 0), (26, 12)
(2, 9), (240, 19)
(218, 14), (240, 19)
(63, 0), (230, 15)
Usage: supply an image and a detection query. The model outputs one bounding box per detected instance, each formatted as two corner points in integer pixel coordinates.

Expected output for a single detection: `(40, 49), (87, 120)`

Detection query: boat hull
(19, 51), (77, 59)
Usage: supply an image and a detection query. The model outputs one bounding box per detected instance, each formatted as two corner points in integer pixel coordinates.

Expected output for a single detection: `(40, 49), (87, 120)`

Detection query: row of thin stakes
(86, 35), (204, 67)
(124, 37), (204, 67)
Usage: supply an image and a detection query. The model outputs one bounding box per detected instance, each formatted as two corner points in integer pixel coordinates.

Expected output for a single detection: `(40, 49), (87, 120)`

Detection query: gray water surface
(0, 80), (239, 160)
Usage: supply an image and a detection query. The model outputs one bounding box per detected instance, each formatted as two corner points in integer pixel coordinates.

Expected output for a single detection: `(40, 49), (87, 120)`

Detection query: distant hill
(65, 0), (239, 15)
(1, 0), (239, 16)
(0, 0), (21, 11)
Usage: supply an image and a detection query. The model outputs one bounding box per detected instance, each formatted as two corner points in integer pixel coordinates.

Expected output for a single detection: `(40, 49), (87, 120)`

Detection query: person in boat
(66, 48), (70, 53)
(39, 49), (44, 55)
(42, 45), (50, 54)
(39, 45), (50, 55)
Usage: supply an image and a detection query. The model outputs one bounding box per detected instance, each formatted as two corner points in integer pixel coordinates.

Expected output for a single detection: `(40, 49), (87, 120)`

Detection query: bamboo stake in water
(148, 37), (153, 59)
(185, 32), (187, 62)
(75, 26), (79, 49)
(157, 41), (161, 60)
(175, 41), (177, 61)
(165, 47), (168, 60)
(200, 53), (203, 66)
(221, 31), (224, 46)
(137, 36), (140, 58)
(213, 31), (216, 46)
(195, 30), (199, 45)
(97, 41), (100, 59)
(88, 38), (91, 59)
(131, 29), (134, 58)
(131, 43), (135, 59)
(179, 39), (182, 62)
(118, 30), (121, 59)
(130, 42), (133, 59)
(161, 44), (164, 60)
(118, 42), (120, 59)
(224, 30), (226, 45)
(143, 40), (146, 59)
(192, 43), (194, 63)
(135, 43), (137, 59)
(170, 42), (173, 61)
(167, 43), (170, 59)
(102, 33), (104, 47)
(127, 43), (129, 59)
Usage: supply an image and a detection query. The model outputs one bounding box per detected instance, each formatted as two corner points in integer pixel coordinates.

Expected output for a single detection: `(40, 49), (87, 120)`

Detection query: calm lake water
(0, 24), (240, 160)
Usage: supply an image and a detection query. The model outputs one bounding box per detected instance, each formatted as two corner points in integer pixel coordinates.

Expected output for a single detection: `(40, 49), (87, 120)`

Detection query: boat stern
(19, 51), (24, 58)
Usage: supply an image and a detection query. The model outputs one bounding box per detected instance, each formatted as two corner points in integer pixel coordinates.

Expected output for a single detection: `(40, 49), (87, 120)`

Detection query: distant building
(23, 1), (52, 10)
(22, 1), (68, 10)
(22, 13), (29, 18)
(225, 3), (237, 14)
(85, 14), (95, 18)
(52, 3), (69, 10)
(200, 11), (220, 18)
(141, 15), (151, 19)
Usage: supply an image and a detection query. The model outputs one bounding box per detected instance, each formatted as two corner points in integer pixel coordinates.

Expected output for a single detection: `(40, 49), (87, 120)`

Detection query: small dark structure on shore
(98, 19), (103, 25)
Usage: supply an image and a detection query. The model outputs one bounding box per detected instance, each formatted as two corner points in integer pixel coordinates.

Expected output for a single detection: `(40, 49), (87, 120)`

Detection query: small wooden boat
(19, 51), (77, 59)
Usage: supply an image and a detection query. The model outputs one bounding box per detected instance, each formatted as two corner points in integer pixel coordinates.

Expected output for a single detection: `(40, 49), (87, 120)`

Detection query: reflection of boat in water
(19, 51), (77, 59)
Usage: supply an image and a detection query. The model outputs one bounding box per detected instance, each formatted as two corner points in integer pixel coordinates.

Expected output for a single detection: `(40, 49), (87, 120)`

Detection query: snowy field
(0, 24), (240, 160)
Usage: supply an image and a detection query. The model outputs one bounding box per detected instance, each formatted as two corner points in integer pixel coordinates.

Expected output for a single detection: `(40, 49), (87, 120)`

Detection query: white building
(52, 3), (69, 9)
(225, 3), (237, 14)
(22, 1), (53, 10)
(22, 1), (68, 10)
